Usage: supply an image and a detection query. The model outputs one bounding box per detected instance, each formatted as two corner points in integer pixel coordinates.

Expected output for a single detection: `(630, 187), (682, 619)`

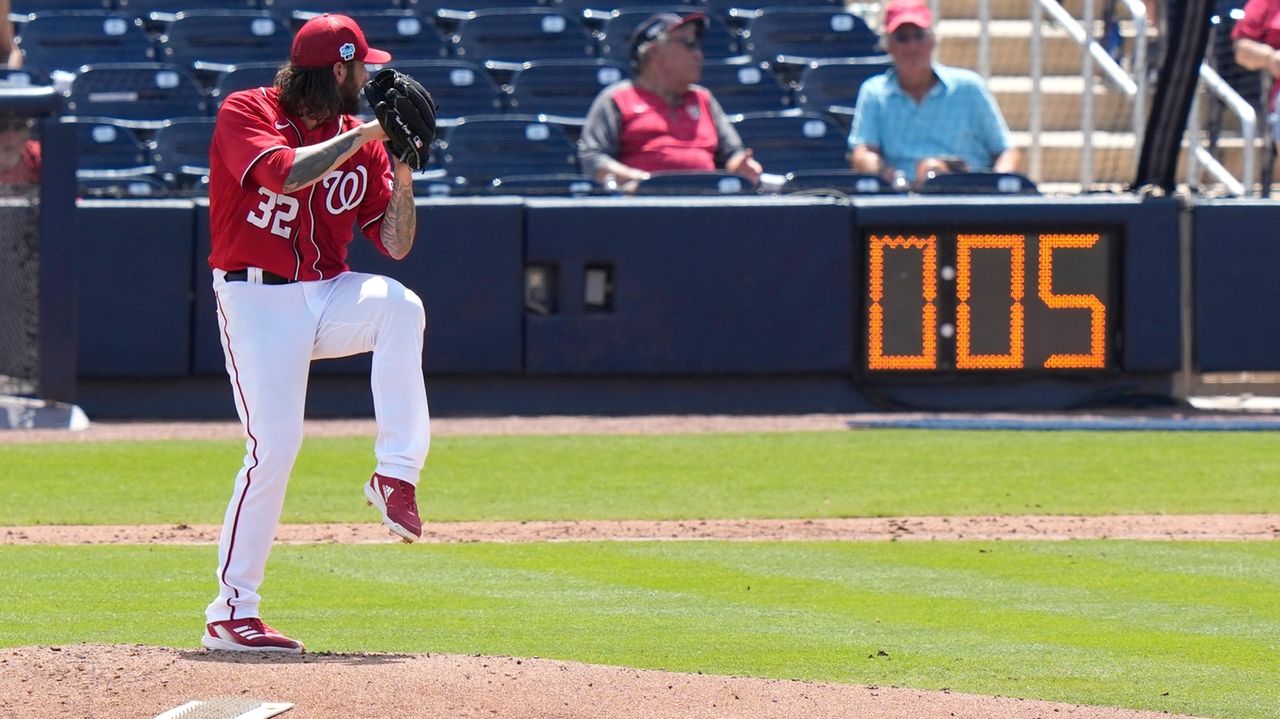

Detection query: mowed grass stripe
(2, 431), (1279, 524)
(2, 541), (1277, 719)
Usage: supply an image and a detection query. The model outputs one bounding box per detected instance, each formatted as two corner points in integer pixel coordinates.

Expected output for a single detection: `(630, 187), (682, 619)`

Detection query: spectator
(1232, 0), (1280, 139)
(848, 0), (1019, 187)
(0, 115), (39, 185)
(578, 12), (763, 192)
(1, 0), (21, 68)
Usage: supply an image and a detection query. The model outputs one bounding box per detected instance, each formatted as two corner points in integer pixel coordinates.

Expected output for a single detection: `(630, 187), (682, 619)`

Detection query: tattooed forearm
(380, 173), (417, 259)
(282, 130), (364, 194)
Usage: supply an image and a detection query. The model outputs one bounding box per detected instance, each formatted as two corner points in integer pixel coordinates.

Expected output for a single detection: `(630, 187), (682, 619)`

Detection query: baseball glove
(364, 68), (438, 171)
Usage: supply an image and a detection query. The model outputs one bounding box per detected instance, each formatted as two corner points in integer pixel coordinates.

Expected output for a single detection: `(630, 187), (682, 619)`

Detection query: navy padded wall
(524, 199), (853, 374)
(1193, 201), (1280, 371)
(76, 202), (194, 377)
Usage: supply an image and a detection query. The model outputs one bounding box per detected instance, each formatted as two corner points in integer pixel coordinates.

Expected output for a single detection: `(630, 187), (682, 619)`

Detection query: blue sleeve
(970, 79), (1012, 158)
(848, 79), (882, 151)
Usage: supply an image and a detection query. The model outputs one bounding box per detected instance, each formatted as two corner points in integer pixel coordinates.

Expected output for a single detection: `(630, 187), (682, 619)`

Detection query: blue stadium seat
(917, 172), (1040, 195)
(115, 0), (260, 20)
(740, 7), (879, 66)
(0, 67), (51, 88)
(696, 59), (790, 115)
(79, 175), (172, 198)
(260, 0), (402, 16)
(732, 112), (846, 173)
(340, 11), (448, 62)
(68, 119), (156, 176)
(508, 58), (627, 121)
(157, 10), (291, 73)
(782, 169), (894, 194)
(795, 58), (890, 125)
(16, 12), (155, 72)
(633, 170), (753, 195)
(150, 117), (214, 190)
(489, 173), (599, 196)
(597, 8), (739, 62)
(703, 0), (842, 21)
(556, 0), (700, 14)
(12, 0), (112, 11)
(66, 63), (208, 126)
(211, 62), (280, 106)
(452, 8), (595, 70)
(385, 60), (504, 121)
(438, 116), (578, 184)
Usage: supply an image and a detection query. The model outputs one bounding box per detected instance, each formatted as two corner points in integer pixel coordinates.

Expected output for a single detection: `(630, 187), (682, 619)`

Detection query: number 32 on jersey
(246, 187), (299, 239)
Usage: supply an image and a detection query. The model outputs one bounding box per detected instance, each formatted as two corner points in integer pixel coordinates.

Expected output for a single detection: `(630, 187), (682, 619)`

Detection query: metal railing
(1025, 0), (1148, 187)
(1185, 63), (1257, 196)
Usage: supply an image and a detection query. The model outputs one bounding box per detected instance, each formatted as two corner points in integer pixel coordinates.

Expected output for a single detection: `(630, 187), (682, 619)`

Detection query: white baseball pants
(205, 269), (430, 623)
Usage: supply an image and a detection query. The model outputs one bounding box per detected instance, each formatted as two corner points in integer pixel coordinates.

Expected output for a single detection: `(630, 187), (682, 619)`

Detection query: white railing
(1185, 63), (1257, 196)
(1025, 0), (1147, 187)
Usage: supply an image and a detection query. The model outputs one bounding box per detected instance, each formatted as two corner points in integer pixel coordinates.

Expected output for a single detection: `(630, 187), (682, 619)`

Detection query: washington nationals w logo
(321, 166), (368, 215)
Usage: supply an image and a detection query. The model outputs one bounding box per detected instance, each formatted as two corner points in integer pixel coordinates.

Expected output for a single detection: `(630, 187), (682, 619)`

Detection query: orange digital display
(865, 230), (1113, 372)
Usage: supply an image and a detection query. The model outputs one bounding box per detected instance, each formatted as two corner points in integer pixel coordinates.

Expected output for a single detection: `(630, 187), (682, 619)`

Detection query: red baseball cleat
(365, 473), (422, 543)
(202, 618), (304, 654)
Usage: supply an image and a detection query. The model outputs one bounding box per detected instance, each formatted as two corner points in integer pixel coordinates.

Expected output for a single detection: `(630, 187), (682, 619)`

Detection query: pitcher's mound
(0, 644), (1203, 719)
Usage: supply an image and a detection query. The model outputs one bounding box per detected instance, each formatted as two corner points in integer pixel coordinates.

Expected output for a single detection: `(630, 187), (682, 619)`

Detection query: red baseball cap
(290, 13), (391, 68)
(883, 0), (933, 33)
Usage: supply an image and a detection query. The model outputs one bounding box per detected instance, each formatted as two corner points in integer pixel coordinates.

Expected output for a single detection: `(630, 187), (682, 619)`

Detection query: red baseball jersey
(613, 84), (719, 173)
(208, 86), (393, 280)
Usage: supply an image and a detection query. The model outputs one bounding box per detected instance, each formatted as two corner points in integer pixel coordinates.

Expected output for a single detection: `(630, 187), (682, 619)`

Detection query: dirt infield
(0, 415), (1240, 718)
(4, 513), (1277, 545)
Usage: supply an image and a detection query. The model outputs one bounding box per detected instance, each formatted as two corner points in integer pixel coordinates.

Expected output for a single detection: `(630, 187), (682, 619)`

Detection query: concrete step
(990, 75), (1141, 132)
(936, 19), (1153, 75)
(1012, 132), (1258, 183)
(940, 0), (1122, 22)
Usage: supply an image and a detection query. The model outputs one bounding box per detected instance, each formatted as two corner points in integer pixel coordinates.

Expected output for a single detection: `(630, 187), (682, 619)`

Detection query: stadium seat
(781, 169), (894, 194)
(0, 67), (50, 88)
(12, 0), (112, 11)
(65, 63), (208, 127)
(489, 173), (599, 196)
(79, 175), (172, 198)
(211, 62), (280, 106)
(703, 0), (842, 21)
(795, 58), (890, 125)
(384, 60), (504, 121)
(438, 116), (578, 184)
(16, 12), (155, 72)
(340, 11), (448, 62)
(597, 8), (740, 62)
(68, 119), (156, 176)
(556, 0), (701, 14)
(157, 10), (291, 73)
(739, 7), (879, 66)
(696, 59), (791, 115)
(452, 8), (595, 70)
(733, 112), (846, 173)
(917, 172), (1041, 195)
(411, 171), (464, 197)
(260, 0), (402, 16)
(115, 0), (260, 21)
(507, 58), (627, 121)
(150, 117), (214, 190)
(632, 170), (753, 195)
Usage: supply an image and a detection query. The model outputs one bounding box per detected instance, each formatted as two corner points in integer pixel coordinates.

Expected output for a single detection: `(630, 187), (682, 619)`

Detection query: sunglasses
(890, 27), (931, 43)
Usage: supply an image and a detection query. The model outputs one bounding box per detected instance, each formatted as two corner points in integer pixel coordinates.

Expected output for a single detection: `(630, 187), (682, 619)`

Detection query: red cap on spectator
(290, 14), (391, 68)
(883, 0), (933, 33)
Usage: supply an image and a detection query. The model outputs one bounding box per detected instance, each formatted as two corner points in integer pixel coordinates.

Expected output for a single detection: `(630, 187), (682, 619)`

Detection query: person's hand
(727, 149), (763, 184)
(1268, 48), (1280, 78)
(915, 157), (954, 183)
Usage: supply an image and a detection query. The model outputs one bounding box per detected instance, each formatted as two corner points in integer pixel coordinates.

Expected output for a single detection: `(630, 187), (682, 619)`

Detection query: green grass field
(2, 429), (1278, 718)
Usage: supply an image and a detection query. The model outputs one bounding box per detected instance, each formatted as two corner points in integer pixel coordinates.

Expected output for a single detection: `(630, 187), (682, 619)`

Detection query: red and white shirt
(208, 86), (393, 280)
(1233, 0), (1280, 112)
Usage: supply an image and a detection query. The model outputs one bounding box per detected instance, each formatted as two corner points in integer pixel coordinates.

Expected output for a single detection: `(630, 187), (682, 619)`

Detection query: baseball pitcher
(202, 13), (437, 654)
